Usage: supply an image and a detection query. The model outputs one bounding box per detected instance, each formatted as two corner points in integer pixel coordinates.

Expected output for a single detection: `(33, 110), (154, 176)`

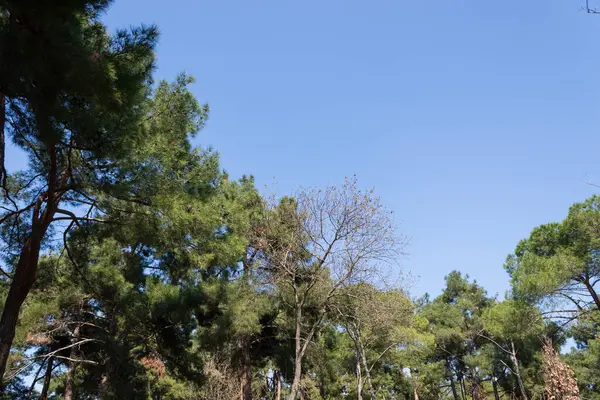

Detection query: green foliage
(507, 196), (600, 311)
(2, 1), (600, 399)
(483, 300), (544, 341)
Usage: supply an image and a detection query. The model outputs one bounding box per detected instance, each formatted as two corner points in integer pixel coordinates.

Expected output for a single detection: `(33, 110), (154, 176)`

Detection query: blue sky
(97, 1), (600, 298)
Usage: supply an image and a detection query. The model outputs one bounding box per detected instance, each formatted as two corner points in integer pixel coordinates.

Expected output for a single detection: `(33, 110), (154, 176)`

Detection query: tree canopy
(0, 1), (599, 399)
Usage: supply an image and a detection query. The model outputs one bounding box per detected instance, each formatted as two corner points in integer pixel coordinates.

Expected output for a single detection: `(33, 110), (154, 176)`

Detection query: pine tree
(0, 0), (159, 383)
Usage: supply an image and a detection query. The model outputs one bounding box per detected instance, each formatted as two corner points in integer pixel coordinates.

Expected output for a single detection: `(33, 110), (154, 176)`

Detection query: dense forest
(0, 1), (599, 399)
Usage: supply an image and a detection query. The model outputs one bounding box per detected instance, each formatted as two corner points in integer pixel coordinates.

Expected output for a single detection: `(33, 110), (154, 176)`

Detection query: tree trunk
(289, 354), (302, 400)
(240, 261), (253, 400)
(583, 279), (600, 311)
(64, 324), (81, 400)
(356, 351), (363, 400)
(414, 387), (420, 400)
(358, 342), (376, 400)
(240, 337), (252, 400)
(275, 370), (281, 400)
(511, 340), (528, 400)
(25, 360), (46, 400)
(0, 90), (6, 187)
(40, 357), (54, 399)
(99, 313), (117, 400)
(470, 367), (482, 400)
(288, 305), (303, 400)
(99, 374), (110, 400)
(458, 374), (467, 400)
(492, 377), (501, 400)
(446, 361), (459, 400)
(0, 140), (59, 388)
(449, 373), (460, 400)
(0, 234), (45, 384)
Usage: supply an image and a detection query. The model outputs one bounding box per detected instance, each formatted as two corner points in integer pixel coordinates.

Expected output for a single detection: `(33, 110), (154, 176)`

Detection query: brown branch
(52, 216), (108, 224)
(0, 265), (12, 280)
(0, 91), (5, 192)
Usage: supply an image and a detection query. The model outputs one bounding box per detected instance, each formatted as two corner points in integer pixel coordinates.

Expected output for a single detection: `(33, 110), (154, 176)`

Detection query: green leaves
(483, 300), (544, 341)
(507, 195), (600, 314)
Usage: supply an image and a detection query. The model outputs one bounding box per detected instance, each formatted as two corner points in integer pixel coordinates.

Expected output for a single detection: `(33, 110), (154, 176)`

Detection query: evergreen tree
(0, 0), (158, 382)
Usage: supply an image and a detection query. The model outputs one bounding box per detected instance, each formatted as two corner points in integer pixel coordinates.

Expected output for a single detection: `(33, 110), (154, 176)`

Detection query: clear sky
(100, 1), (600, 299)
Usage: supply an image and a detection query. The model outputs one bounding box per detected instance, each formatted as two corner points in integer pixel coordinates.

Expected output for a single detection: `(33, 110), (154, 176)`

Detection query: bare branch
(24, 338), (99, 363)
(585, 0), (600, 13)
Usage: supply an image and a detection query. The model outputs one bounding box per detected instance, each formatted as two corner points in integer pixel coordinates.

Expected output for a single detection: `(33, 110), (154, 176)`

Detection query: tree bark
(492, 377), (501, 400)
(458, 374), (467, 400)
(0, 234), (45, 383)
(448, 368), (460, 400)
(358, 341), (376, 400)
(25, 360), (46, 400)
(0, 90), (6, 187)
(349, 325), (375, 400)
(0, 144), (59, 385)
(40, 357), (54, 399)
(288, 305), (303, 400)
(470, 367), (481, 400)
(99, 312), (117, 400)
(275, 370), (281, 400)
(99, 374), (110, 400)
(64, 324), (81, 400)
(511, 340), (528, 400)
(356, 350), (363, 400)
(583, 279), (600, 311)
(240, 337), (252, 400)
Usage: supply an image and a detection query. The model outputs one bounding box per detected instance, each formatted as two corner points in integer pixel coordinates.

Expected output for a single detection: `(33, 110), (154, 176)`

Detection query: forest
(0, 1), (599, 399)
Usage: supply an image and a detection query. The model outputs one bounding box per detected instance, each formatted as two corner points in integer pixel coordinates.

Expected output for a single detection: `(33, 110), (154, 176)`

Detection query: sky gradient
(90, 0), (600, 298)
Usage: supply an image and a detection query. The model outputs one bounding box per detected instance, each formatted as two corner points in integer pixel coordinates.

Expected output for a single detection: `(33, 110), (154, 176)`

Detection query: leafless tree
(256, 176), (407, 400)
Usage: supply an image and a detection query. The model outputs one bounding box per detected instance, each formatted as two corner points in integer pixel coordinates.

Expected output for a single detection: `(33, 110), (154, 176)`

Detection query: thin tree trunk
(449, 375), (460, 400)
(40, 357), (54, 399)
(288, 305), (303, 400)
(99, 312), (117, 400)
(348, 328), (364, 400)
(240, 261), (253, 400)
(358, 341), (376, 400)
(240, 336), (252, 400)
(25, 360), (46, 400)
(275, 370), (281, 400)
(356, 350), (363, 400)
(470, 367), (481, 400)
(511, 340), (528, 400)
(0, 90), (6, 187)
(240, 344), (252, 400)
(98, 374), (111, 400)
(414, 387), (420, 400)
(458, 374), (467, 400)
(265, 373), (270, 399)
(64, 324), (81, 400)
(492, 377), (501, 400)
